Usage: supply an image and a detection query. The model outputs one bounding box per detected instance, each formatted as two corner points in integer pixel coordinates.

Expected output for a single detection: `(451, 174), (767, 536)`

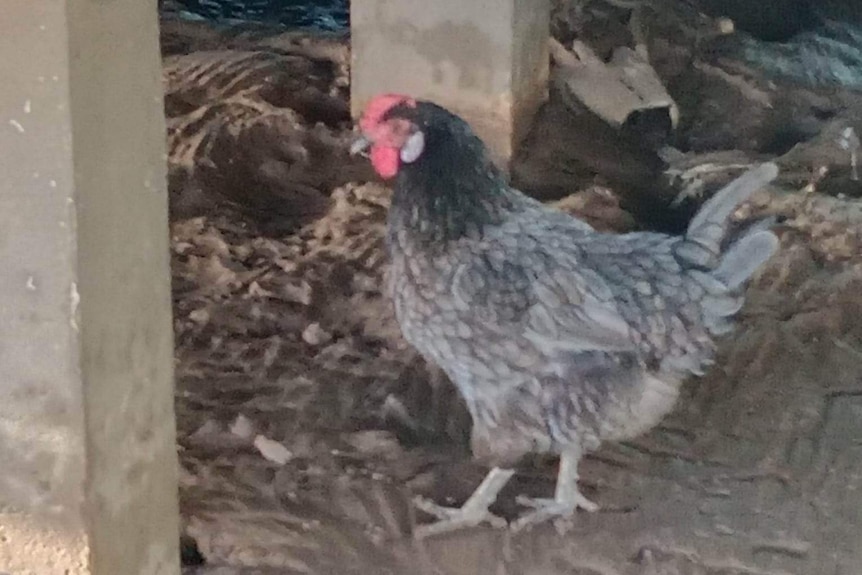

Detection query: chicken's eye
(399, 130), (425, 164)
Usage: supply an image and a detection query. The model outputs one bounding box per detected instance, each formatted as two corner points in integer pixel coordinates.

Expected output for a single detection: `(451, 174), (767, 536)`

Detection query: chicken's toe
(511, 490), (599, 533)
(411, 466), (516, 539)
(412, 496), (507, 538)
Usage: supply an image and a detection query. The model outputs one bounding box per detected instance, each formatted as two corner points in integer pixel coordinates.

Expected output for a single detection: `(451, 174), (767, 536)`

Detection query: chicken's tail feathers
(675, 164), (780, 335)
(693, 223), (779, 335)
(712, 218), (779, 290)
(674, 162), (778, 270)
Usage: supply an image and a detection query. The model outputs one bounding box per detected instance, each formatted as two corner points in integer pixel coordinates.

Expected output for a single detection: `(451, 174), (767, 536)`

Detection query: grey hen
(351, 94), (779, 538)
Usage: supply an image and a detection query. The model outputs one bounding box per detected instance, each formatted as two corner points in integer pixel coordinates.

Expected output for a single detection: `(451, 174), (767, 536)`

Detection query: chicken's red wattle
(369, 145), (399, 179)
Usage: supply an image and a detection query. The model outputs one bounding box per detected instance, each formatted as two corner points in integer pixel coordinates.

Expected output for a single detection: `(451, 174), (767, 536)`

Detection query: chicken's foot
(412, 467), (515, 539)
(511, 450), (598, 533)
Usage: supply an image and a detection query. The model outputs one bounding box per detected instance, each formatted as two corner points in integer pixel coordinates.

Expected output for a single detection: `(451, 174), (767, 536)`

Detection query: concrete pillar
(0, 1), (180, 574)
(350, 0), (550, 167)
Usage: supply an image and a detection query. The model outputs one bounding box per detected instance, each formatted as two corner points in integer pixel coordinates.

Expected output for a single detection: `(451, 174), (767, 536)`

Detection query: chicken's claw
(412, 496), (507, 538)
(511, 449), (599, 533)
(411, 466), (515, 539)
(511, 492), (599, 533)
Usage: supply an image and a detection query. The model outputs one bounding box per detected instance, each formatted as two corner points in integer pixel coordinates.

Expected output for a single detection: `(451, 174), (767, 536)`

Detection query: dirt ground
(161, 4), (862, 574)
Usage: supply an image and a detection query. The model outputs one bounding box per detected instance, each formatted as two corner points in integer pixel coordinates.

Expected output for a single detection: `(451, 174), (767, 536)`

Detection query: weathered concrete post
(350, 0), (550, 167)
(0, 1), (180, 574)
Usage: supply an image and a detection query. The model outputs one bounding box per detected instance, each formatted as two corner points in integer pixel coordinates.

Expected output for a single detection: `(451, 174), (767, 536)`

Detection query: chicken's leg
(511, 449), (598, 532)
(412, 467), (515, 539)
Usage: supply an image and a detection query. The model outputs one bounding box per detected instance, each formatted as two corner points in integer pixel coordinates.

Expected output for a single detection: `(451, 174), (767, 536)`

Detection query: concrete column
(0, 1), (180, 574)
(350, 0), (550, 166)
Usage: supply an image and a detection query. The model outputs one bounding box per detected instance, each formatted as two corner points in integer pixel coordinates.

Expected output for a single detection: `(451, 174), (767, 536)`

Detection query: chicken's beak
(350, 134), (372, 157)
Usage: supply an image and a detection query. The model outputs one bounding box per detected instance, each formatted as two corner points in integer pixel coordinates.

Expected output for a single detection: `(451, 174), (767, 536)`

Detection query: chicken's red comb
(359, 94), (417, 132)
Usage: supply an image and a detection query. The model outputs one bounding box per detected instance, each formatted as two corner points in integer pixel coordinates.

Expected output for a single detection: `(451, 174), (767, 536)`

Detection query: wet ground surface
(160, 4), (862, 573)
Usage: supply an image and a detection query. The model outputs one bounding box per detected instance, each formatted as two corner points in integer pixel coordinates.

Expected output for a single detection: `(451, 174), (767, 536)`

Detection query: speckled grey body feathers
(385, 105), (778, 467)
